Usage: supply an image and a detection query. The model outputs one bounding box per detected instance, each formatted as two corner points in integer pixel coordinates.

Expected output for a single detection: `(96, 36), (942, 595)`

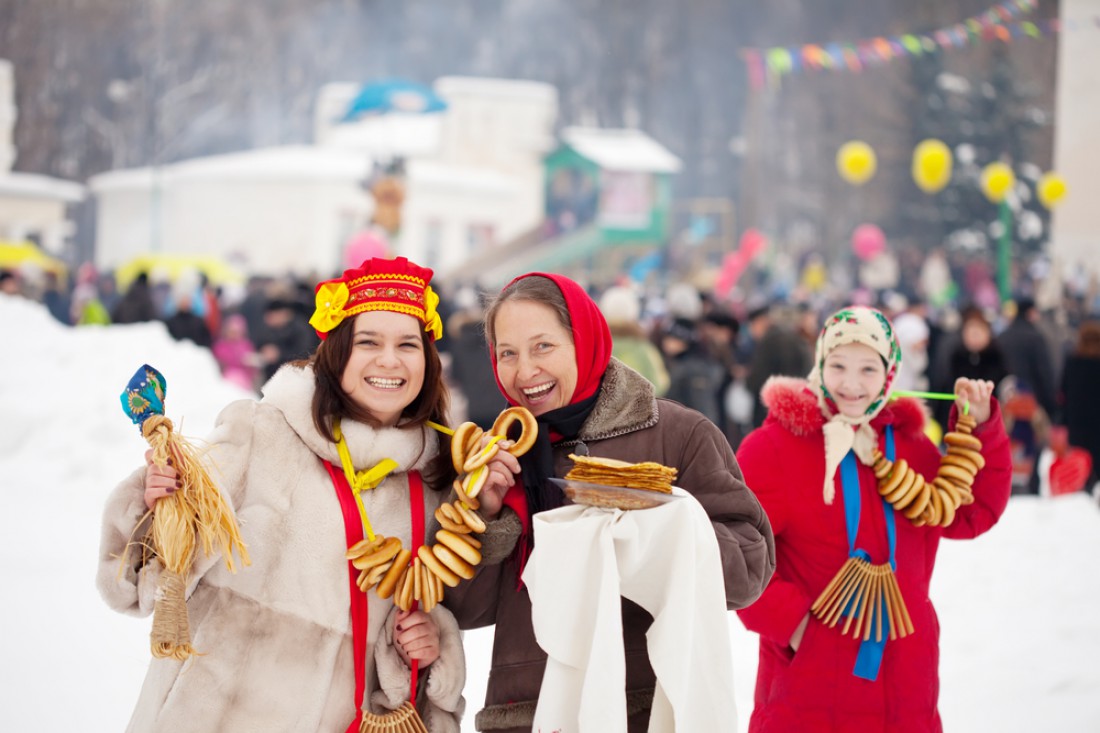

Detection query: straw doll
(736, 305), (1012, 733)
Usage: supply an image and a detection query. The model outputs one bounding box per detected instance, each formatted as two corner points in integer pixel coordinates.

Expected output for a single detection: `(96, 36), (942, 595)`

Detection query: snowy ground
(2, 292), (1099, 732)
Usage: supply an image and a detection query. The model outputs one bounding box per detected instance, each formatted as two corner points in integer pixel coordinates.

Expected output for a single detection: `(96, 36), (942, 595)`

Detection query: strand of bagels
(870, 412), (983, 528)
(345, 406), (538, 611)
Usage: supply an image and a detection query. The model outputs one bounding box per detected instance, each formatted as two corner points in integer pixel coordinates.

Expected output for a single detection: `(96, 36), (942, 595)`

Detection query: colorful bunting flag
(740, 0), (1093, 91)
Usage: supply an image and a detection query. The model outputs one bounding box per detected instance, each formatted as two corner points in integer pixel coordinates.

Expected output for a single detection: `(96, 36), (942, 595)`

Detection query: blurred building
(1051, 0), (1100, 281)
(445, 126), (682, 287)
(0, 59), (84, 262)
(89, 75), (557, 279)
(88, 145), (373, 276)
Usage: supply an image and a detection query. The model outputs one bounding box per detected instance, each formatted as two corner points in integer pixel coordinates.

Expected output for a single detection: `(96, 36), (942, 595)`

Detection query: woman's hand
(475, 443), (521, 520)
(143, 449), (179, 511)
(790, 613), (810, 652)
(394, 609), (440, 667)
(954, 377), (996, 425)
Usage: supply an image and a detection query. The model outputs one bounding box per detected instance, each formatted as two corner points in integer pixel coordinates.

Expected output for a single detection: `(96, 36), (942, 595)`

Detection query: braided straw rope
(138, 415), (250, 659)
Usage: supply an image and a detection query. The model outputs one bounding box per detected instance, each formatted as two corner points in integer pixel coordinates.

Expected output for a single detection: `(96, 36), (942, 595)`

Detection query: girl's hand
(143, 449), (179, 511)
(476, 445), (521, 520)
(394, 609), (440, 667)
(954, 377), (996, 425)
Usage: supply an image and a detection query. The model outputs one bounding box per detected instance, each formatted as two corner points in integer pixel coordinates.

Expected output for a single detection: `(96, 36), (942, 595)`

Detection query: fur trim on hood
(760, 375), (928, 441)
(261, 363), (438, 472)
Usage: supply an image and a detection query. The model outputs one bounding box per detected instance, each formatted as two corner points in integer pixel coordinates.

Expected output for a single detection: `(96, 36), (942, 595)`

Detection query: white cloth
(522, 488), (737, 733)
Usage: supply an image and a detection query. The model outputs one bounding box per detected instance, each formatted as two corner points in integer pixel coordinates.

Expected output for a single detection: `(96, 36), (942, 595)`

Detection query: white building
(1051, 0), (1100, 282)
(0, 59), (84, 260)
(89, 145), (373, 276)
(90, 76), (558, 278)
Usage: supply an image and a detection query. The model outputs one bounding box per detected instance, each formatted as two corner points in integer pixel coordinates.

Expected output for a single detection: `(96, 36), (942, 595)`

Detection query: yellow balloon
(912, 139), (953, 194)
(1037, 172), (1068, 209)
(837, 141), (877, 186)
(980, 162), (1015, 203)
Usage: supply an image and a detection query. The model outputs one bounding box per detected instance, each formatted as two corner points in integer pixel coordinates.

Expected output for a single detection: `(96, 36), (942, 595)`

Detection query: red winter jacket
(736, 377), (1012, 733)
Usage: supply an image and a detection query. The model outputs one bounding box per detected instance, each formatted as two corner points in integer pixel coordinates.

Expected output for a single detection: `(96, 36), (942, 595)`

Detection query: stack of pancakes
(563, 455), (677, 508)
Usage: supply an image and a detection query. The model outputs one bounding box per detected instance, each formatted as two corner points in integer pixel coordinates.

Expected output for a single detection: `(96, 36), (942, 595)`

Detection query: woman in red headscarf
(445, 273), (776, 733)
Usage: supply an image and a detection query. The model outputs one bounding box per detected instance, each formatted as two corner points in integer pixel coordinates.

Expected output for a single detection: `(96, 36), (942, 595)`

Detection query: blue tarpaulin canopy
(342, 79), (447, 121)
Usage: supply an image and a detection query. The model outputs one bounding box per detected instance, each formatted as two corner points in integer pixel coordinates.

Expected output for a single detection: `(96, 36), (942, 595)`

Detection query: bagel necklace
(870, 407), (983, 528)
(341, 406), (538, 612)
(811, 398), (987, 680)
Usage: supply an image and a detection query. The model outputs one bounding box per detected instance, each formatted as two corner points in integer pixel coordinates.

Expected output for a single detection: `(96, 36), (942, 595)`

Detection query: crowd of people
(2, 248), (1097, 731)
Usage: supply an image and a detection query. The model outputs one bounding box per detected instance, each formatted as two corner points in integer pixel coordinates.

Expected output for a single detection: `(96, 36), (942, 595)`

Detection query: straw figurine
(119, 364), (250, 659)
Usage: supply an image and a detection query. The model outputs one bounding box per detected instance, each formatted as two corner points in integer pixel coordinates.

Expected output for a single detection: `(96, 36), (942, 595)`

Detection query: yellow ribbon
(309, 281), (350, 334)
(423, 285), (443, 341)
(333, 419), (397, 541)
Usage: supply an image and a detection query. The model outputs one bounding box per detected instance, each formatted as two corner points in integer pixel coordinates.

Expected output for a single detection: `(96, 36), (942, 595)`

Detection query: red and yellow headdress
(309, 256), (443, 341)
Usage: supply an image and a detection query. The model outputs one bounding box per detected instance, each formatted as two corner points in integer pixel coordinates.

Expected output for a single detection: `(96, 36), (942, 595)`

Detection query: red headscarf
(489, 272), (612, 406)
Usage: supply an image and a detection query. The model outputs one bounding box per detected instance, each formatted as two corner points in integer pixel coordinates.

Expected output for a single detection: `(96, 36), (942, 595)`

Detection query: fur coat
(97, 364), (465, 733)
(735, 377), (1012, 733)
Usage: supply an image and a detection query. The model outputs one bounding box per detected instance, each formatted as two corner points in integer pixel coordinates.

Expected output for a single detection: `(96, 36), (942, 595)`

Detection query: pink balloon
(343, 230), (389, 269)
(739, 228), (768, 260)
(851, 224), (886, 261)
(715, 251), (747, 299)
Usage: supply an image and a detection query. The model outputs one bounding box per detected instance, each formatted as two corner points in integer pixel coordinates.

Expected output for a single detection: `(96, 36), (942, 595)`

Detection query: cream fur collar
(261, 364), (438, 473)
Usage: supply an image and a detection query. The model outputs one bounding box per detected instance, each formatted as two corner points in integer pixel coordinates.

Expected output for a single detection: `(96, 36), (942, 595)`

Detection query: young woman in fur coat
(98, 257), (499, 732)
(736, 305), (1013, 733)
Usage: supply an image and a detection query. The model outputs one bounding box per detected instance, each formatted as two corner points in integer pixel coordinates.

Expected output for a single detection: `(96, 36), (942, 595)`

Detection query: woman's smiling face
(491, 299), (578, 416)
(822, 341), (887, 418)
(340, 311), (426, 426)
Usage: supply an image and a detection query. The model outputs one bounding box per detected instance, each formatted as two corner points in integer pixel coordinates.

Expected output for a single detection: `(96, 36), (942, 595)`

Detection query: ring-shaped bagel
(491, 407), (538, 457)
(376, 548), (411, 599)
(884, 468), (917, 504)
(941, 453), (979, 475)
(937, 464), (974, 486)
(436, 529), (482, 565)
(462, 464), (490, 499)
(947, 445), (985, 470)
(418, 544), (461, 587)
(453, 501), (487, 533)
(351, 536), (402, 570)
(944, 432), (982, 451)
(879, 458), (910, 496)
(462, 440), (501, 474)
(432, 544), (476, 580)
(451, 422), (483, 474)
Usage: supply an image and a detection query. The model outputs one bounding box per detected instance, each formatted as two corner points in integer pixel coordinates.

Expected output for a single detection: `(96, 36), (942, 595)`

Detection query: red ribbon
(325, 461), (425, 732)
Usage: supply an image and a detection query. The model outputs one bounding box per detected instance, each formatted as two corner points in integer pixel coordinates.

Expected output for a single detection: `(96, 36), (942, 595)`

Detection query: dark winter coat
(446, 359), (776, 732)
(997, 318), (1057, 417)
(1061, 354), (1100, 483)
(746, 325), (814, 428)
(448, 316), (507, 429)
(165, 310), (212, 348)
(664, 342), (725, 426)
(931, 338), (1009, 429)
(736, 377), (1012, 733)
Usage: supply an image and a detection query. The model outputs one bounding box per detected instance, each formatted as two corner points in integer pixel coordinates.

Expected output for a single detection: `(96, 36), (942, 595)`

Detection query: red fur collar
(760, 376), (928, 439)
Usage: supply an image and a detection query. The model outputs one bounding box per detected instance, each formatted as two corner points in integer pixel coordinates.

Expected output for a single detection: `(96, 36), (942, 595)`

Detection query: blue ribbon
(839, 426), (896, 681)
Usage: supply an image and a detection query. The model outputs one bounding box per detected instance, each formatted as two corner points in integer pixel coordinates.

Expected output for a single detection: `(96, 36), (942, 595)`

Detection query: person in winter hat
(98, 257), (515, 732)
(444, 271), (775, 733)
(735, 305), (1012, 733)
(598, 285), (670, 396)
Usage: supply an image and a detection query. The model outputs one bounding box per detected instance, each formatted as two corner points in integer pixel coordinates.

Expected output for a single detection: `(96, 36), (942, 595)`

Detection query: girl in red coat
(736, 305), (1012, 732)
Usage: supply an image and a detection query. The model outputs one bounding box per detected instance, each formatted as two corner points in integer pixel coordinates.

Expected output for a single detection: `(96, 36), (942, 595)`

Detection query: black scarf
(519, 387), (601, 516)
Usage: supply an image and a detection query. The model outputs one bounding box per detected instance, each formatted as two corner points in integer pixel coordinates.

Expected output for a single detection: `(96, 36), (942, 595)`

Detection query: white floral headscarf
(807, 306), (902, 504)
